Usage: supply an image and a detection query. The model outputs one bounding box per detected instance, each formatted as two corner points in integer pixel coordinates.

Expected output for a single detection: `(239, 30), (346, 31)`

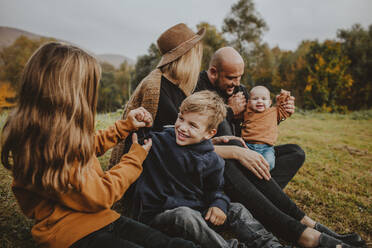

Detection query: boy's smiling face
(174, 111), (216, 146)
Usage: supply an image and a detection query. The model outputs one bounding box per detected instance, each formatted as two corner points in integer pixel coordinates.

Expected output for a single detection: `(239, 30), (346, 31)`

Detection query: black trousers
(222, 140), (307, 243)
(71, 216), (198, 248)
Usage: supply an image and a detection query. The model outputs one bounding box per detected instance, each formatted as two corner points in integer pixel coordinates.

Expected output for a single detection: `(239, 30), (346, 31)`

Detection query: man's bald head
(207, 47), (245, 96)
(209, 47), (244, 70)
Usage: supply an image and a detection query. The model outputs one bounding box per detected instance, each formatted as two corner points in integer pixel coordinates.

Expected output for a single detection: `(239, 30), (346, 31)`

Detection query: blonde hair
(1, 42), (101, 192)
(160, 42), (203, 96)
(179, 90), (226, 130)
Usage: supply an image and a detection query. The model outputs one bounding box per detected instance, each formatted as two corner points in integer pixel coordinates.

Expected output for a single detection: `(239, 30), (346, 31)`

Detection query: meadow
(0, 110), (371, 247)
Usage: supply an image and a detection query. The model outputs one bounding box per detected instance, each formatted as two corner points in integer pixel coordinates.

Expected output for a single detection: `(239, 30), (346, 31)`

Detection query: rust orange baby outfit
(241, 91), (291, 146)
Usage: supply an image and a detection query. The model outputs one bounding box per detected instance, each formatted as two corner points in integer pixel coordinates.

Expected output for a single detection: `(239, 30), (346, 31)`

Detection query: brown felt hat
(156, 23), (205, 68)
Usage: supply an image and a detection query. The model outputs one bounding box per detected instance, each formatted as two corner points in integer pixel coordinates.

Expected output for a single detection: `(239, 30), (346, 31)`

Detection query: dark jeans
(222, 140), (307, 243)
(70, 216), (198, 248)
(150, 203), (285, 248)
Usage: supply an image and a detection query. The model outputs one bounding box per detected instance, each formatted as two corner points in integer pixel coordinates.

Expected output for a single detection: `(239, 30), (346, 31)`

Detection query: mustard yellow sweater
(12, 119), (147, 248)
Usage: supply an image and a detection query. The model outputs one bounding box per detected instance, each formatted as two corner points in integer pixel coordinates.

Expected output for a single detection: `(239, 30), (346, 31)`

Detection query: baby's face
(248, 88), (272, 113)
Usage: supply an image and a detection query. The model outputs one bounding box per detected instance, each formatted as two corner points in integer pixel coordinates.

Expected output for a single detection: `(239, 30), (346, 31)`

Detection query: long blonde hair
(160, 42), (203, 96)
(1, 42), (101, 192)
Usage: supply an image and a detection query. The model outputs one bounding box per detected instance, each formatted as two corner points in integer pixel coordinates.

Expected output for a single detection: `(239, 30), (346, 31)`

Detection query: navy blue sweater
(132, 128), (230, 224)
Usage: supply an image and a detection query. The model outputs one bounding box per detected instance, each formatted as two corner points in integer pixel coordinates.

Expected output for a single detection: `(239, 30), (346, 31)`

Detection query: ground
(0, 110), (371, 247)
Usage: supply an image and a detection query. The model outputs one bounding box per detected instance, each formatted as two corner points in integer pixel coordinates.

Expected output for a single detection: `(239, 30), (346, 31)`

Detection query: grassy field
(0, 110), (371, 247)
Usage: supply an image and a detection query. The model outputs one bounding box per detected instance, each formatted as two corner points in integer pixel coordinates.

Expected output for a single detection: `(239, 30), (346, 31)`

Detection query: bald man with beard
(194, 47), (367, 248)
(195, 47), (313, 245)
(195, 47), (303, 186)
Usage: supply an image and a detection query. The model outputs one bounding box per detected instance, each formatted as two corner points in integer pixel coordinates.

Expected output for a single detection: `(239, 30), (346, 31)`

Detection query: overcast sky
(1, 0), (371, 60)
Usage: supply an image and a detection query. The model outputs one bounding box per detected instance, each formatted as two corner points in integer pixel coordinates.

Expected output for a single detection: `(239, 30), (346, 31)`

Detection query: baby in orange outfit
(241, 86), (291, 170)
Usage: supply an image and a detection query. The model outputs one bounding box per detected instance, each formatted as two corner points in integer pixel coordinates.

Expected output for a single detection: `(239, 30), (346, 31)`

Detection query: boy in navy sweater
(131, 91), (286, 248)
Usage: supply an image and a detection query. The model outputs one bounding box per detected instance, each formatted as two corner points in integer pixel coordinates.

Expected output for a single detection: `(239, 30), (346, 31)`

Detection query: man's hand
(132, 133), (152, 152)
(205, 207), (226, 226)
(228, 92), (246, 116)
(236, 147), (271, 180)
(127, 107), (153, 129)
(212, 136), (248, 148)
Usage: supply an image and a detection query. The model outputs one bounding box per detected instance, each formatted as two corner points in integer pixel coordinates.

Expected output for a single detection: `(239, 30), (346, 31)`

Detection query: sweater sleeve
(95, 119), (137, 157)
(58, 143), (147, 212)
(276, 90), (291, 123)
(203, 154), (230, 214)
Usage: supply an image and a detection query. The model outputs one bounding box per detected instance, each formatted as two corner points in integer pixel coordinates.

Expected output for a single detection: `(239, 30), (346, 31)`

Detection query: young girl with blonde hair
(1, 42), (197, 248)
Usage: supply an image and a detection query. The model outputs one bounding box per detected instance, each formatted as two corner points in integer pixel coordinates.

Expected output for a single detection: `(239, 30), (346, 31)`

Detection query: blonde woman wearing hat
(110, 23), (204, 163)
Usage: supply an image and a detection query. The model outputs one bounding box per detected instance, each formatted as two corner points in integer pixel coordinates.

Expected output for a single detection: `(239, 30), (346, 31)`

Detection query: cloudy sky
(1, 0), (371, 60)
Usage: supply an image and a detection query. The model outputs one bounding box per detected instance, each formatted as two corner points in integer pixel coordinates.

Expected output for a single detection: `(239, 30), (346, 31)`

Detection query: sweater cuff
(115, 119), (138, 139)
(123, 143), (148, 163)
(210, 198), (229, 215)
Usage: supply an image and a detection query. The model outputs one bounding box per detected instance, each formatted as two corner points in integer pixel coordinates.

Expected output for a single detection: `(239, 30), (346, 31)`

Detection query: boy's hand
(205, 207), (226, 226)
(127, 107), (153, 129)
(132, 133), (152, 152)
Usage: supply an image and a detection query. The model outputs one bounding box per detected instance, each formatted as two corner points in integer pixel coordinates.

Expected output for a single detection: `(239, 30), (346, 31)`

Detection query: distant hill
(0, 26), (45, 49)
(97, 54), (135, 68)
(0, 26), (134, 68)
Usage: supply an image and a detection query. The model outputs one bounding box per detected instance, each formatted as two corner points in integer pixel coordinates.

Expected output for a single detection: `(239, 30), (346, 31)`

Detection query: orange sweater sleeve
(58, 143), (147, 212)
(276, 90), (291, 123)
(94, 119), (138, 157)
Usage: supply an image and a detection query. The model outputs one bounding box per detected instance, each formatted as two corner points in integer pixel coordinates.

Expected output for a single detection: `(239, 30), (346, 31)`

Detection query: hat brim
(157, 27), (206, 68)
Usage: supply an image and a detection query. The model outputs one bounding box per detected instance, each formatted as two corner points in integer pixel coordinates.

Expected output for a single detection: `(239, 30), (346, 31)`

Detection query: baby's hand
(280, 89), (291, 96)
(205, 207), (226, 226)
(277, 89), (295, 114)
(127, 107), (153, 129)
(132, 133), (152, 152)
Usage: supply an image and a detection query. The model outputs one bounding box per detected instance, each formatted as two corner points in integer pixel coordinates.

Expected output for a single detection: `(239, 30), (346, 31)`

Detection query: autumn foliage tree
(196, 22), (227, 71)
(337, 24), (372, 110)
(0, 36), (55, 90)
(130, 43), (161, 91)
(222, 0), (268, 88)
(302, 40), (353, 112)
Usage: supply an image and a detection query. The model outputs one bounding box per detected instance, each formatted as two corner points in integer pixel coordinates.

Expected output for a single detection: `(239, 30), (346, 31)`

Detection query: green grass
(0, 110), (371, 247)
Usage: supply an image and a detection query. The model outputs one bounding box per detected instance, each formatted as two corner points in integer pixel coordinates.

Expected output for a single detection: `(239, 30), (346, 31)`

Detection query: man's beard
(215, 78), (235, 100)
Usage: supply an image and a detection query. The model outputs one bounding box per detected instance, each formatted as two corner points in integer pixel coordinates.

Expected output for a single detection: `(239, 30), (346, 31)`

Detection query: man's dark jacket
(195, 70), (249, 136)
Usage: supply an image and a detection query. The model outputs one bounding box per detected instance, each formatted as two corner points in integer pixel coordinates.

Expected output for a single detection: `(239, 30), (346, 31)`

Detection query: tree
(97, 71), (123, 112)
(275, 41), (312, 108)
(114, 61), (133, 101)
(337, 24), (372, 109)
(0, 81), (16, 110)
(196, 22), (227, 71)
(249, 43), (281, 91)
(130, 43), (161, 92)
(0, 36), (55, 90)
(222, 0), (267, 55)
(303, 40), (353, 112)
(222, 0), (268, 87)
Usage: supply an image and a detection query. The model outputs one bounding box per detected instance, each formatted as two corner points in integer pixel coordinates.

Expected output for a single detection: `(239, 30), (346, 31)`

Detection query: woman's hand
(211, 136), (248, 148)
(127, 107), (153, 129)
(132, 133), (152, 152)
(214, 145), (271, 180)
(205, 207), (226, 226)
